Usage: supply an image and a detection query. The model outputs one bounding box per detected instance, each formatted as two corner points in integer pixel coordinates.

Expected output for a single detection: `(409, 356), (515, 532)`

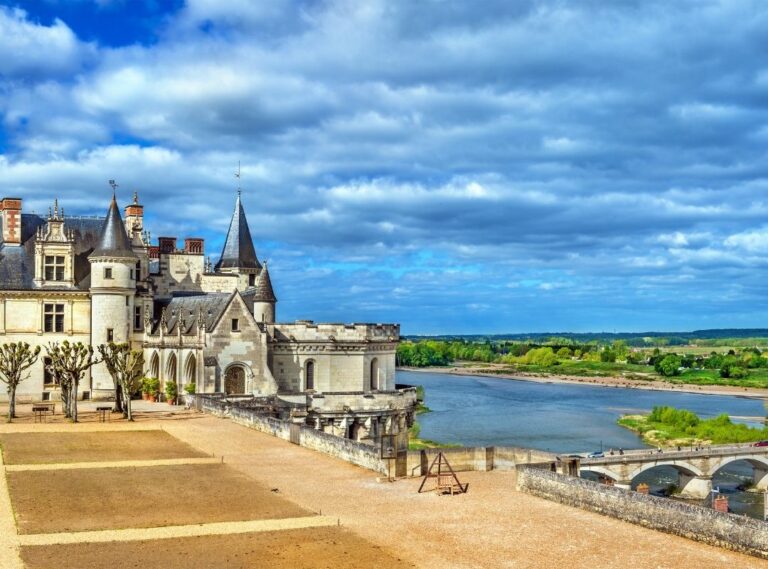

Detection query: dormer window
(104, 267), (113, 280)
(44, 256), (65, 281)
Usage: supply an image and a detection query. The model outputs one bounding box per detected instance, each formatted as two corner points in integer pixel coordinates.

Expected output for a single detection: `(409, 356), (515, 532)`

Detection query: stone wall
(516, 465), (768, 560)
(405, 446), (555, 478)
(196, 396), (388, 475)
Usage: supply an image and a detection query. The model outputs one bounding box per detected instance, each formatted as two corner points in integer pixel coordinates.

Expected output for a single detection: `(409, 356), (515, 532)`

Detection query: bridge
(579, 444), (768, 499)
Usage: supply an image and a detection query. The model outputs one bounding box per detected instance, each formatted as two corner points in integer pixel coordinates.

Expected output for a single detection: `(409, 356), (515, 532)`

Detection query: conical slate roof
(253, 262), (276, 303)
(215, 194), (261, 271)
(89, 195), (136, 259)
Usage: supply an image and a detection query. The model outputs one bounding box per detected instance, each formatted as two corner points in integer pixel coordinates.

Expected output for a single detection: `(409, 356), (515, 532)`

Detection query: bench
(36, 402), (55, 415)
(96, 406), (112, 423)
(31, 405), (51, 423)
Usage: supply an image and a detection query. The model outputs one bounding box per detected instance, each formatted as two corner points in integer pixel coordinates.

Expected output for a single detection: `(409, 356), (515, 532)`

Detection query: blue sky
(2, 1), (768, 334)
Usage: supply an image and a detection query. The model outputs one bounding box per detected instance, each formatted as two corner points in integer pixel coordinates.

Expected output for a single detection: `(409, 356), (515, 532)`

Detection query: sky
(2, 1), (768, 334)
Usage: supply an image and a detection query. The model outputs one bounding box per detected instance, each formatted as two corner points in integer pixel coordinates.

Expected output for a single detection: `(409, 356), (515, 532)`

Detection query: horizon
(3, 1), (768, 334)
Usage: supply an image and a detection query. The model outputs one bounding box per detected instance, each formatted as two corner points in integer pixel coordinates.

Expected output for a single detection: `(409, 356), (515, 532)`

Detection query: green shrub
(165, 380), (178, 401)
(142, 377), (160, 395)
(183, 383), (196, 395)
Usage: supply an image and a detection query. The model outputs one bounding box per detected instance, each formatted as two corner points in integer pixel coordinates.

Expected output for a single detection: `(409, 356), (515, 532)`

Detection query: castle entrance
(225, 366), (246, 395)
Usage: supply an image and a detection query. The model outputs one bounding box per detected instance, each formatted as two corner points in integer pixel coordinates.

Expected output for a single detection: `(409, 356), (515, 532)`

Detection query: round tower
(89, 193), (138, 396)
(252, 261), (277, 323)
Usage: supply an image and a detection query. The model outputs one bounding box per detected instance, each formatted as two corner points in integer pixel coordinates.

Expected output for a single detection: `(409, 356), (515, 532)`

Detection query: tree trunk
(125, 389), (133, 421)
(8, 384), (16, 422)
(70, 380), (78, 423)
(114, 383), (124, 414)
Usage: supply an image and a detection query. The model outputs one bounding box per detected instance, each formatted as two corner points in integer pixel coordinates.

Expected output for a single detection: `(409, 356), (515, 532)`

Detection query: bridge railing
(582, 443), (768, 465)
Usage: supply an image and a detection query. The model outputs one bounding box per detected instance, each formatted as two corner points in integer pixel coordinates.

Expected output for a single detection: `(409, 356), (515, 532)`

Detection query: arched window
(185, 354), (197, 386)
(149, 352), (159, 379)
(305, 360), (315, 391)
(370, 358), (379, 391)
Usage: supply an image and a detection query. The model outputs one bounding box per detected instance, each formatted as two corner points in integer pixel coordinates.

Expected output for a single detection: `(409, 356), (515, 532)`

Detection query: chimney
(158, 237), (177, 254)
(124, 192), (144, 235)
(184, 238), (204, 255)
(1, 198), (22, 245)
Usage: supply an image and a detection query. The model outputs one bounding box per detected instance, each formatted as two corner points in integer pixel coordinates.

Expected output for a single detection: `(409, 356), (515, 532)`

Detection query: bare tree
(46, 341), (100, 423)
(98, 343), (144, 421)
(99, 343), (125, 414)
(0, 342), (41, 421)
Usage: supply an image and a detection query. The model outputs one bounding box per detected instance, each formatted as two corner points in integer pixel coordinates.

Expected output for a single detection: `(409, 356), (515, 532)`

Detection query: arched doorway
(369, 358), (379, 391)
(305, 360), (315, 391)
(225, 365), (246, 394)
(149, 352), (159, 379)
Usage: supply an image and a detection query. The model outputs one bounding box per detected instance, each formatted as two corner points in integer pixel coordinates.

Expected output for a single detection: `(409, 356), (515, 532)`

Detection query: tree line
(0, 341), (145, 423)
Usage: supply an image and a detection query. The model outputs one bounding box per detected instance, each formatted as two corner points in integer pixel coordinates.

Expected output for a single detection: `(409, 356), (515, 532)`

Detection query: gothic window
(134, 306), (143, 330)
(44, 255), (65, 281)
(43, 303), (64, 333)
(305, 360), (315, 391)
(104, 267), (113, 280)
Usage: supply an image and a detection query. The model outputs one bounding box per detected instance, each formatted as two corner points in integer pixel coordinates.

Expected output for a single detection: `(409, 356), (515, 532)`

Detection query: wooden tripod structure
(417, 452), (468, 495)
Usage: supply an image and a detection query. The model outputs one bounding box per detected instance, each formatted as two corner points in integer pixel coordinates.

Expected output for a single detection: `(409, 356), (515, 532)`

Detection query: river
(398, 369), (768, 519)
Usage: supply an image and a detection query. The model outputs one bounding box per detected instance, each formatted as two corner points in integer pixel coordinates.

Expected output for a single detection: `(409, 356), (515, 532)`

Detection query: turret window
(44, 256), (65, 281)
(104, 267), (113, 280)
(43, 303), (64, 333)
(107, 329), (114, 342)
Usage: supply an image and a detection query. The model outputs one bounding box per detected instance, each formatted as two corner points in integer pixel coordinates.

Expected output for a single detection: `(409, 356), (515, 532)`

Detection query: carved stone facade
(0, 191), (414, 441)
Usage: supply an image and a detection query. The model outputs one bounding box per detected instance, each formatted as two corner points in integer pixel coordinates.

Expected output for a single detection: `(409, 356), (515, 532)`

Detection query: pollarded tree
(46, 341), (101, 423)
(98, 343), (144, 421)
(98, 343), (125, 415)
(0, 342), (41, 421)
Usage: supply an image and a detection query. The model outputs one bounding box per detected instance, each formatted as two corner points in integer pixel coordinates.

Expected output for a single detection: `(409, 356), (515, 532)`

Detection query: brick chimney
(184, 238), (204, 255)
(158, 237), (177, 254)
(0, 197), (22, 245)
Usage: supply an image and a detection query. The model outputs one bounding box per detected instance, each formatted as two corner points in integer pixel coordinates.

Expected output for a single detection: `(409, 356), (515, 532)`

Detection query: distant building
(0, 192), (414, 442)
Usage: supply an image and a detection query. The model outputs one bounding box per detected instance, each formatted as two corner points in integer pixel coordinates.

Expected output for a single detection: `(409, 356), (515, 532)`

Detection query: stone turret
(89, 194), (138, 394)
(251, 261), (276, 323)
(214, 194), (261, 288)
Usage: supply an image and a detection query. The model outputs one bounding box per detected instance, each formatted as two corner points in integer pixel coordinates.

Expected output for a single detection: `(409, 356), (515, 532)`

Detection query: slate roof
(89, 196), (136, 259)
(214, 194), (261, 271)
(242, 263), (276, 303)
(154, 292), (233, 333)
(0, 213), (104, 290)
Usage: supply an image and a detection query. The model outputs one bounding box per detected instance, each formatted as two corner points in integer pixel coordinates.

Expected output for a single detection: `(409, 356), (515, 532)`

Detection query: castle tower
(214, 193), (261, 289)
(89, 194), (138, 395)
(252, 261), (277, 323)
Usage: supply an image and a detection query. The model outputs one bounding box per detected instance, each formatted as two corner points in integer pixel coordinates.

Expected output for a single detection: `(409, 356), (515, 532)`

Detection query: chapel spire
(214, 193), (260, 271)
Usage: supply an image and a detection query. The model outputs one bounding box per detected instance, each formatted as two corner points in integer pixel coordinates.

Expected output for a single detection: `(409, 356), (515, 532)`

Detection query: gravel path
(18, 515), (338, 546)
(0, 444), (24, 569)
(5, 457), (220, 472)
(162, 415), (768, 569)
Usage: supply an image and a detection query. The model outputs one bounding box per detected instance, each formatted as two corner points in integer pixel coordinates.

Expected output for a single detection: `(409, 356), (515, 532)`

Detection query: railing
(582, 443), (768, 465)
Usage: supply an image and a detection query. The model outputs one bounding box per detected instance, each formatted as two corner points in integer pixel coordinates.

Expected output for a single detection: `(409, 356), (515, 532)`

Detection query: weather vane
(109, 179), (118, 197)
(235, 161), (241, 196)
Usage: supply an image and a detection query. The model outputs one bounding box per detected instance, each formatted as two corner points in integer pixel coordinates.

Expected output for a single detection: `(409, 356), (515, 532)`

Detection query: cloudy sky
(2, 1), (768, 334)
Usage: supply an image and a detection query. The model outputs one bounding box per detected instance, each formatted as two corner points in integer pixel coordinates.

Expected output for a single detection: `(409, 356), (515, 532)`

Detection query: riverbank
(399, 364), (768, 399)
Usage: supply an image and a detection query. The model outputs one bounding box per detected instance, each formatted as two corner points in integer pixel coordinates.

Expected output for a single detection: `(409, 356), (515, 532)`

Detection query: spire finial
(133, 191), (139, 205)
(235, 161), (241, 197)
(109, 179), (118, 200)
(53, 198), (59, 219)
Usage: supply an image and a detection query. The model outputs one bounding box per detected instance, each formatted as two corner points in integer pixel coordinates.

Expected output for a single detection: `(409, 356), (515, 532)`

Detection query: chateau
(0, 191), (415, 441)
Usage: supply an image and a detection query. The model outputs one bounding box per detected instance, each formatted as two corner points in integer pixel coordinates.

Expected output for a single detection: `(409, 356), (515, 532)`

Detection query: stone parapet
(516, 465), (768, 560)
(271, 322), (399, 343)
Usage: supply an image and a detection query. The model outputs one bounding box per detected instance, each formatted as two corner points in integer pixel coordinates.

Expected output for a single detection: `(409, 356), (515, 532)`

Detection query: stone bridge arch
(711, 455), (768, 490)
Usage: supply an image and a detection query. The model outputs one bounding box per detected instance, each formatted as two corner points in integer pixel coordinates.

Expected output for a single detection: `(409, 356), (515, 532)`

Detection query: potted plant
(165, 379), (178, 405)
(183, 382), (196, 395)
(141, 377), (150, 400)
(145, 377), (159, 402)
